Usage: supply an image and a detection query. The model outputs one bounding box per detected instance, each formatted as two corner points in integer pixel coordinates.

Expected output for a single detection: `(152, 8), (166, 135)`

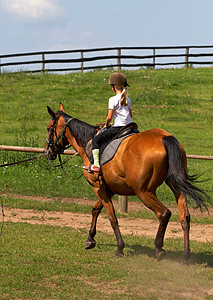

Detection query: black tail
(162, 135), (211, 211)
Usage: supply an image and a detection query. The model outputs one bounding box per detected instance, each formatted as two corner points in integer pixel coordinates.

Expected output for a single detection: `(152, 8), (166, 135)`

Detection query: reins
(0, 153), (46, 168)
(0, 149), (83, 180)
(0, 114), (83, 180)
(0, 196), (5, 237)
(53, 150), (80, 167)
(45, 150), (83, 180)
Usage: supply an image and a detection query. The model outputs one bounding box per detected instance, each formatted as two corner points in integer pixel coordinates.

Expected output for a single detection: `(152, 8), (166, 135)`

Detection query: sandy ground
(2, 193), (213, 243)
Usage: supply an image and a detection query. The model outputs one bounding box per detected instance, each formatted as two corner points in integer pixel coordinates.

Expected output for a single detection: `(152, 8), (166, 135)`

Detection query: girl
(90, 72), (132, 173)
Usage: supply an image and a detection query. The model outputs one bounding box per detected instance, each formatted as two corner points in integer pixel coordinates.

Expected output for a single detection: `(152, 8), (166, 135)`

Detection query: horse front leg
(85, 199), (103, 250)
(94, 187), (125, 257)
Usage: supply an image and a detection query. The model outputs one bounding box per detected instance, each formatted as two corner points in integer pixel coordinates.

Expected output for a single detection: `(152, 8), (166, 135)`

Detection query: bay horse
(45, 103), (210, 262)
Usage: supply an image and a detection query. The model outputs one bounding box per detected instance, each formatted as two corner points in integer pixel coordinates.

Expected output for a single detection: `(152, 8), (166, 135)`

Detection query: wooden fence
(1, 45), (213, 73)
(1, 145), (213, 160)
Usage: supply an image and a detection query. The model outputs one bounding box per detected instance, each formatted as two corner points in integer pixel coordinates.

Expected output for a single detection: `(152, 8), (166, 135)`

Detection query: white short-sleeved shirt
(108, 94), (132, 126)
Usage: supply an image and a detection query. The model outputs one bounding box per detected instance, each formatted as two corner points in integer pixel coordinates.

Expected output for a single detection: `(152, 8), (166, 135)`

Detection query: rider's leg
(91, 127), (121, 172)
(92, 149), (100, 167)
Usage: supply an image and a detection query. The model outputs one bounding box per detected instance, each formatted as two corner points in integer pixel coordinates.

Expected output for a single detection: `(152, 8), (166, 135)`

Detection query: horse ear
(47, 106), (55, 119)
(59, 103), (65, 112)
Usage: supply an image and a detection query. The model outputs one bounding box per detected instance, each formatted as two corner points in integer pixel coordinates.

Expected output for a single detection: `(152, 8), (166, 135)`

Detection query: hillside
(0, 68), (212, 200)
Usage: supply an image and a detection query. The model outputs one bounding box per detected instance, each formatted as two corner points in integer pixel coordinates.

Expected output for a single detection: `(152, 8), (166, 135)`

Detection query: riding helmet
(108, 72), (130, 88)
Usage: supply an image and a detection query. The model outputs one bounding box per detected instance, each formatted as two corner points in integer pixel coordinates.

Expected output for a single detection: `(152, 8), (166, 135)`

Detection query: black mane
(61, 112), (99, 148)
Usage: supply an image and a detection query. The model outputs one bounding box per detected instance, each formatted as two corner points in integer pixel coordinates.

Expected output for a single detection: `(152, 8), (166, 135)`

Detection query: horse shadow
(126, 244), (213, 267)
(104, 243), (213, 267)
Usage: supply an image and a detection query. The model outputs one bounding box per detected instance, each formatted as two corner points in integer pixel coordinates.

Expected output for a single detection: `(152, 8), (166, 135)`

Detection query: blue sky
(0, 0), (213, 55)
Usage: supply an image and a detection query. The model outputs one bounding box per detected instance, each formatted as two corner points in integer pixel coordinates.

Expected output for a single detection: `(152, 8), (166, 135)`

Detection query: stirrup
(83, 165), (93, 173)
(83, 165), (100, 173)
(90, 164), (100, 172)
(83, 166), (90, 170)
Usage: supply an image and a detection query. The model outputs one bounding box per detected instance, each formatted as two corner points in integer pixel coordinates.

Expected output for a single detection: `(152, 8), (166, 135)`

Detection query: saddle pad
(100, 134), (134, 166)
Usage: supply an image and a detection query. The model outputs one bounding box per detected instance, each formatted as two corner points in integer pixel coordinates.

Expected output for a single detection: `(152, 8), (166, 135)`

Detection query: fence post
(81, 51), (84, 72)
(185, 47), (189, 68)
(153, 48), (156, 69)
(118, 195), (128, 213)
(117, 48), (121, 71)
(41, 53), (45, 73)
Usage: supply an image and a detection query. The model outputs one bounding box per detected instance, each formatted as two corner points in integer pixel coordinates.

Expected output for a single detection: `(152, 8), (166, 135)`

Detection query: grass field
(0, 68), (212, 299)
(0, 68), (212, 201)
(0, 68), (212, 151)
(0, 221), (212, 299)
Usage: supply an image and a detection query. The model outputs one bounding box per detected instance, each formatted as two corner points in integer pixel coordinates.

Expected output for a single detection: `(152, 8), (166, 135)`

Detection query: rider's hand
(104, 123), (112, 128)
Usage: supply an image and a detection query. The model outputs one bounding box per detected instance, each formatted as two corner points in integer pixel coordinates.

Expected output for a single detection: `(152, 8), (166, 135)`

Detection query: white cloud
(0, 0), (63, 20)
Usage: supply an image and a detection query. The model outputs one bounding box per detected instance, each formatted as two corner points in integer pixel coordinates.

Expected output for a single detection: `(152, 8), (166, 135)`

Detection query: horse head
(45, 103), (70, 160)
(45, 103), (99, 162)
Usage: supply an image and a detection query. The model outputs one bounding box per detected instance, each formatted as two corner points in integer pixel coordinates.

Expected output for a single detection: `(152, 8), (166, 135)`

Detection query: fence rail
(1, 45), (213, 73)
(0, 145), (213, 160)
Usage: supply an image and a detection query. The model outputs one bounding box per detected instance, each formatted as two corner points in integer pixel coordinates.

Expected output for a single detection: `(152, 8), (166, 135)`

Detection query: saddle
(85, 122), (139, 164)
(110, 122), (139, 140)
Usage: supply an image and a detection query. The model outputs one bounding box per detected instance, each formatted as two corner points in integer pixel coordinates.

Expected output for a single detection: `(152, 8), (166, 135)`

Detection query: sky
(0, 0), (213, 55)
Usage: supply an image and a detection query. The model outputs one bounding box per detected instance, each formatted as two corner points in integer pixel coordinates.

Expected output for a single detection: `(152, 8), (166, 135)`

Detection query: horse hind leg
(85, 199), (103, 250)
(137, 191), (171, 261)
(172, 189), (191, 263)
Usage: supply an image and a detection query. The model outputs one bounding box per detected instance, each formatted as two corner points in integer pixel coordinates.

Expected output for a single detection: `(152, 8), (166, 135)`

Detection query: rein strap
(0, 153), (45, 168)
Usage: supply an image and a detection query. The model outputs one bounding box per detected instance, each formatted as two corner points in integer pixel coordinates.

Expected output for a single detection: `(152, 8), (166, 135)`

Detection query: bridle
(46, 114), (73, 155)
(45, 114), (83, 179)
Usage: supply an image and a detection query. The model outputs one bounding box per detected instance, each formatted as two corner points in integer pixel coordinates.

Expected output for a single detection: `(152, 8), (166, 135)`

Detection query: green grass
(2, 195), (94, 214)
(0, 222), (212, 299)
(0, 68), (212, 202)
(0, 69), (212, 299)
(0, 68), (212, 152)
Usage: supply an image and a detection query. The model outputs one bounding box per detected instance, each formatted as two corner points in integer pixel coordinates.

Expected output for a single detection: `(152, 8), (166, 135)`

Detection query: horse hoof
(155, 248), (166, 261)
(182, 251), (191, 264)
(114, 250), (124, 257)
(85, 239), (96, 250)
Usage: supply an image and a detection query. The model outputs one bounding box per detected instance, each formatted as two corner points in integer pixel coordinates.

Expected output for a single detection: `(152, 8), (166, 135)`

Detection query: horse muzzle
(44, 149), (57, 161)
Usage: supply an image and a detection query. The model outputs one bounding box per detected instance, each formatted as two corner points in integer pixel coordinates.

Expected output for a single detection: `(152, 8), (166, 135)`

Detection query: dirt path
(2, 193), (213, 243)
(3, 208), (213, 242)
